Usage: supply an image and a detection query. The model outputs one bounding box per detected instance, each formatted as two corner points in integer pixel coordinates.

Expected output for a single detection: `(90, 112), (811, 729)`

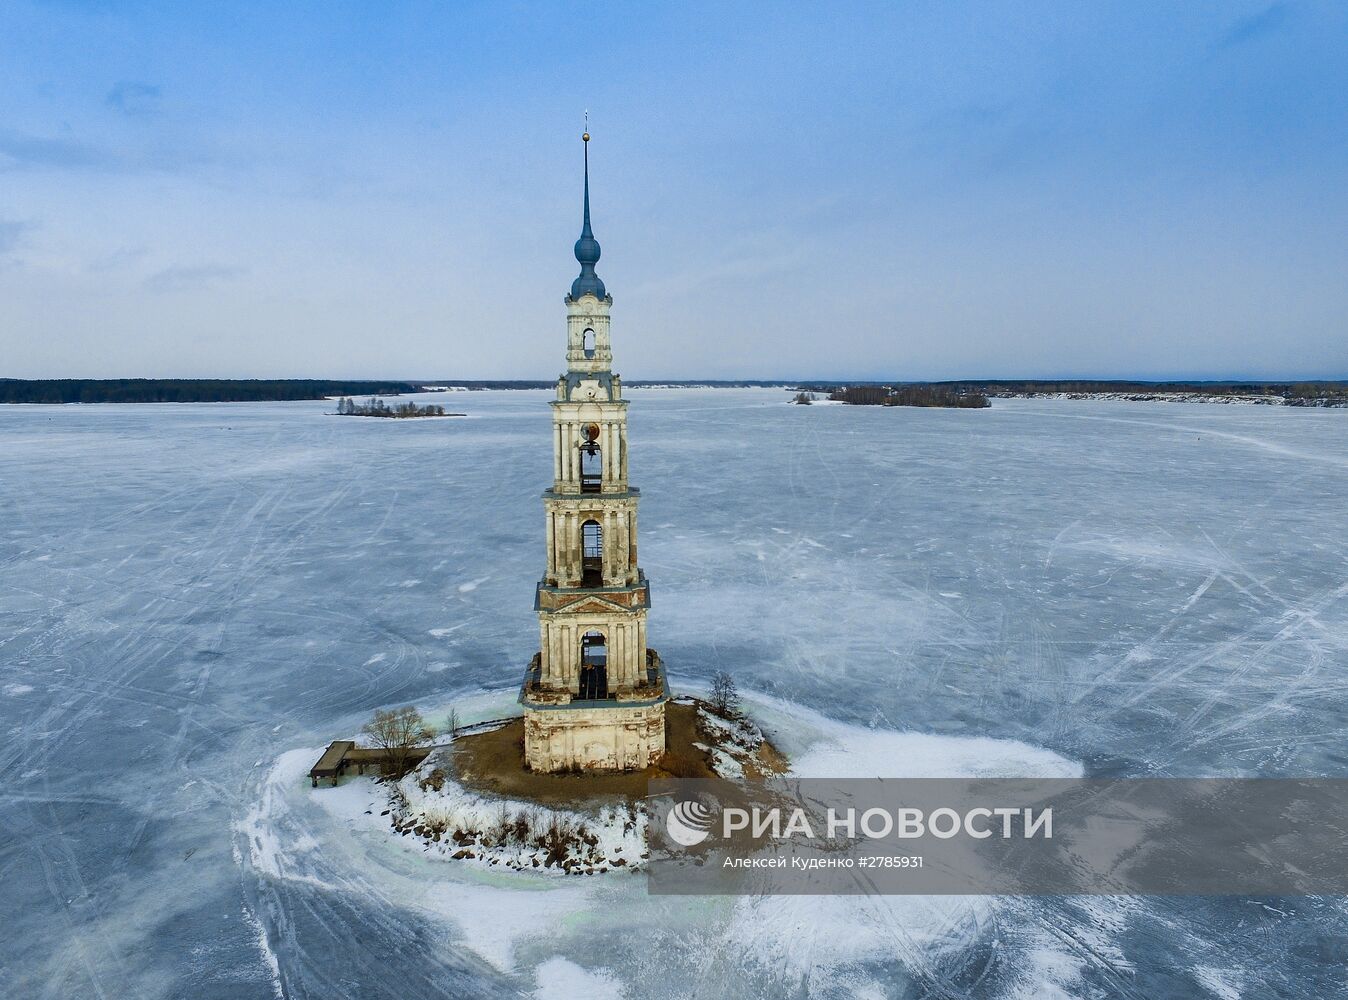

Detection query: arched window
(579, 630), (609, 699)
(581, 519), (603, 586)
(582, 328), (596, 358)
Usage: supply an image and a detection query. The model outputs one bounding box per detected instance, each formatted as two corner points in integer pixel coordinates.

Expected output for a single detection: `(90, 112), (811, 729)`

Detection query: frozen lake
(2, 388), (1346, 998)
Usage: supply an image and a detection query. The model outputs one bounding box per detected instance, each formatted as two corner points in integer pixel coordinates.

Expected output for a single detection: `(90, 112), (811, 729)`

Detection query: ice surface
(2, 389), (1347, 998)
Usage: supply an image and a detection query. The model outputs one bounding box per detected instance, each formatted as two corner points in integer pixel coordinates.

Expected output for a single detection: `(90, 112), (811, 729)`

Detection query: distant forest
(794, 380), (1348, 406)
(0, 378), (793, 403)
(0, 379), (419, 404)
(929, 380), (1348, 402)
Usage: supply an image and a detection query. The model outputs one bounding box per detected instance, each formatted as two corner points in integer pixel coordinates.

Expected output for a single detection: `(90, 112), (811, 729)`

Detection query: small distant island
(335, 396), (463, 419)
(795, 385), (990, 408)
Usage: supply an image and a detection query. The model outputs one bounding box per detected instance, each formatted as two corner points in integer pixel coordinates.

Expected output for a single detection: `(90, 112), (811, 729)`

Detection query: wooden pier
(309, 740), (431, 787)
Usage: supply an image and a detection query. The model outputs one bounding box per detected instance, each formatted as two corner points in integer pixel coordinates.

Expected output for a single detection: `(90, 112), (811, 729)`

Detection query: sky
(0, 1), (1345, 381)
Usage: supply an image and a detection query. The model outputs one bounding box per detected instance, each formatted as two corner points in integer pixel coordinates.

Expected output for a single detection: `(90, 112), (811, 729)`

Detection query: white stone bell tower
(519, 130), (669, 772)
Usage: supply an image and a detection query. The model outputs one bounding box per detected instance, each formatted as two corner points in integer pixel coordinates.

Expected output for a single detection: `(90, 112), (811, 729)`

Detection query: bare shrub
(542, 816), (577, 866)
(486, 804), (514, 846)
(362, 705), (435, 779)
(709, 670), (739, 717)
(513, 810), (534, 842)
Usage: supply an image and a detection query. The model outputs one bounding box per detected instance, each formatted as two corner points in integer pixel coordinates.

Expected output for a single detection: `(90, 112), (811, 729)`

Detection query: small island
(335, 396), (464, 418)
(310, 675), (788, 876)
(805, 385), (991, 408)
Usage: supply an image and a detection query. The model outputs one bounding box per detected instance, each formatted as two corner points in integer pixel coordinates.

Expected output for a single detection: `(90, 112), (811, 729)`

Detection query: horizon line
(4, 374), (1348, 385)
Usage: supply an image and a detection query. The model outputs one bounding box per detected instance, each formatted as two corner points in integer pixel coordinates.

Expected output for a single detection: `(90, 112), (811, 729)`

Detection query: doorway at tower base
(520, 649), (671, 773)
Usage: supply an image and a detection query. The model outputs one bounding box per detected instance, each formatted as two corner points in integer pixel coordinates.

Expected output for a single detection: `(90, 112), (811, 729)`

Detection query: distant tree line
(922, 380), (1348, 404)
(0, 378), (822, 403)
(430, 380), (805, 390)
(792, 380), (1348, 407)
(825, 385), (991, 408)
(336, 397), (457, 418)
(0, 379), (418, 404)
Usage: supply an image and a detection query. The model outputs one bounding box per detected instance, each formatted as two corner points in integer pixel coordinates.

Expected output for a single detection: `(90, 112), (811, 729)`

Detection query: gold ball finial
(582, 131), (590, 142)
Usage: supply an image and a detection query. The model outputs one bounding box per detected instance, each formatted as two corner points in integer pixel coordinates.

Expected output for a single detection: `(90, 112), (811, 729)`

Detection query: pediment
(556, 595), (628, 615)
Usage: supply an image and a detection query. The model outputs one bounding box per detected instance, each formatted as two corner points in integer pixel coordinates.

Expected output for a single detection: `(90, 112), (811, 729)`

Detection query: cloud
(0, 219), (30, 259)
(0, 130), (109, 170)
(84, 244), (149, 274)
(106, 81), (162, 116)
(143, 263), (246, 292)
(1216, 3), (1292, 50)
(0, 123), (217, 176)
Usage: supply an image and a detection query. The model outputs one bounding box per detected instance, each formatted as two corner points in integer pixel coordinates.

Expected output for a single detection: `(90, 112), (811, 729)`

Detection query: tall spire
(581, 127), (593, 238)
(570, 127), (607, 300)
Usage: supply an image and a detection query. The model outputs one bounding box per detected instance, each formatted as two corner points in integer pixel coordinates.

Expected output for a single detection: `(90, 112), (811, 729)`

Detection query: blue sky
(0, 1), (1344, 379)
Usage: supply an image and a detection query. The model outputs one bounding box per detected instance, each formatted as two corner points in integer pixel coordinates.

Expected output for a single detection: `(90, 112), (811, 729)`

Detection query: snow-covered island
(336, 696), (786, 876)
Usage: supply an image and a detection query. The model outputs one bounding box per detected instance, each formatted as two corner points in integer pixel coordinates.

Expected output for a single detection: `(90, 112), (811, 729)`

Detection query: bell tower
(520, 130), (669, 773)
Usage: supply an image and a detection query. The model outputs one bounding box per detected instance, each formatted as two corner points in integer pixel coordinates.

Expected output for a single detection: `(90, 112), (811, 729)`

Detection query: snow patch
(531, 957), (623, 999)
(241, 903), (285, 1000)
(1194, 965), (1244, 1000)
(791, 726), (1081, 779)
(235, 748), (338, 891)
(390, 758), (647, 874)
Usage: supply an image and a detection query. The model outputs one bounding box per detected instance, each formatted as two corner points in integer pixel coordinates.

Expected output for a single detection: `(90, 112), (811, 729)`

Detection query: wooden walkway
(309, 741), (431, 786)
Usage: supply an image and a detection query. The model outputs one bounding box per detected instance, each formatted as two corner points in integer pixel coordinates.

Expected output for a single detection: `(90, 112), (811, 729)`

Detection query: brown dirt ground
(448, 701), (786, 807)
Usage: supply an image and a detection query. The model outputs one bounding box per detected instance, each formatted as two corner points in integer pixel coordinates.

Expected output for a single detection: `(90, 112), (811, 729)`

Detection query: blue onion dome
(574, 231), (601, 267)
(569, 131), (608, 300)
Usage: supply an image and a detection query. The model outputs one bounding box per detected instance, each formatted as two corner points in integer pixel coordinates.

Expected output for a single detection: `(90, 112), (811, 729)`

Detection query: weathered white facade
(520, 133), (669, 772)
